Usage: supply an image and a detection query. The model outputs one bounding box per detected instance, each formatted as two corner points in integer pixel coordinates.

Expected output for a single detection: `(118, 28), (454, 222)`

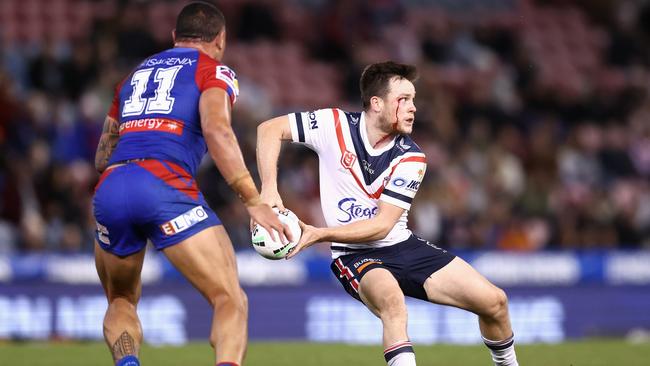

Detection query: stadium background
(0, 0), (649, 362)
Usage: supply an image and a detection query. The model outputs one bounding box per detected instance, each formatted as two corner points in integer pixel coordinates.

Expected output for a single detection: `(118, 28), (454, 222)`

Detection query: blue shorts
(331, 235), (456, 301)
(93, 159), (221, 256)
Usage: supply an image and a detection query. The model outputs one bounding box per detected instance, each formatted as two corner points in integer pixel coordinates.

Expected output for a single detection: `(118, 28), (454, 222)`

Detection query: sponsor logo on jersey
(397, 137), (411, 151)
(406, 180), (421, 191)
(340, 150), (357, 169)
(216, 65), (239, 98)
(308, 111), (318, 129)
(337, 198), (378, 223)
(353, 258), (383, 273)
(361, 160), (375, 174)
(417, 237), (446, 252)
(217, 65), (236, 81)
(391, 177), (407, 187)
(140, 57), (196, 67)
(160, 205), (208, 235)
(96, 222), (110, 245)
(120, 117), (183, 136)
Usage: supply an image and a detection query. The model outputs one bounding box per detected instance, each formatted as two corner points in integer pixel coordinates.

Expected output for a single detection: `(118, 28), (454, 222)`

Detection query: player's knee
(378, 292), (407, 321)
(483, 287), (509, 320)
(209, 286), (247, 314)
(208, 289), (247, 348)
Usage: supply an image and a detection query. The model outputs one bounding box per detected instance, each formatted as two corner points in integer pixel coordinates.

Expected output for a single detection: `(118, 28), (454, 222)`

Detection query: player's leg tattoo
(111, 331), (138, 362)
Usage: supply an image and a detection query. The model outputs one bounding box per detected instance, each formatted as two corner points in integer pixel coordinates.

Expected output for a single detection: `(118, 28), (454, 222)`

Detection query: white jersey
(288, 108), (427, 259)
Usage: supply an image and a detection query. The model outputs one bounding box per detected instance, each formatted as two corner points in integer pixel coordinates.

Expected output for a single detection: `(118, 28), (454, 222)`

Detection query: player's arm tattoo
(110, 331), (138, 362)
(95, 116), (120, 173)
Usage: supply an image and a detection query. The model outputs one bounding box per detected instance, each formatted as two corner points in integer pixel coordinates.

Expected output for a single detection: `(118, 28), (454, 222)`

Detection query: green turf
(0, 339), (648, 365)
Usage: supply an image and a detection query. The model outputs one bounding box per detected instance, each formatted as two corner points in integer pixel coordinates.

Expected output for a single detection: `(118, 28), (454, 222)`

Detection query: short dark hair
(360, 61), (418, 110)
(175, 2), (226, 42)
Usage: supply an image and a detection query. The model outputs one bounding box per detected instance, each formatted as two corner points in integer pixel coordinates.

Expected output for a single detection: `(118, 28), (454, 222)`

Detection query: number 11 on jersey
(122, 65), (183, 117)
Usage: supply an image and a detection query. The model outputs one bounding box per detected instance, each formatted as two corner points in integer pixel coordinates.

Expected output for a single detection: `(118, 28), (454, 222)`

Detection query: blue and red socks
(115, 355), (140, 366)
(483, 333), (519, 366)
(216, 363), (239, 366)
(384, 340), (416, 366)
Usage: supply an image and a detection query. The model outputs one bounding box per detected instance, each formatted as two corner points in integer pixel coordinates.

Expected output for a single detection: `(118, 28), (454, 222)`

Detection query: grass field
(1, 339), (648, 365)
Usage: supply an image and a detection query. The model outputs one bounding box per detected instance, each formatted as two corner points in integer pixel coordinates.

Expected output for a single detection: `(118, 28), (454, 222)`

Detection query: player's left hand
(260, 188), (286, 211)
(247, 202), (292, 244)
(286, 221), (323, 259)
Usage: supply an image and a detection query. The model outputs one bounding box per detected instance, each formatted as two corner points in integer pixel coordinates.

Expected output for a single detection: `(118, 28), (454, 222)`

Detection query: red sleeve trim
(399, 156), (427, 164)
(195, 52), (237, 105)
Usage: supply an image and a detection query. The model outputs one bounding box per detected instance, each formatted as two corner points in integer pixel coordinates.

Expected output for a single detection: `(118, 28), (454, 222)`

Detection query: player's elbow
(370, 221), (394, 241)
(379, 223), (393, 239)
(258, 116), (289, 141)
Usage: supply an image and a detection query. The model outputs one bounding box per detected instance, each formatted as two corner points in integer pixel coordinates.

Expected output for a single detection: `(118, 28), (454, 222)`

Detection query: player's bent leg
(359, 268), (416, 366)
(162, 225), (247, 365)
(423, 257), (518, 365)
(95, 241), (145, 366)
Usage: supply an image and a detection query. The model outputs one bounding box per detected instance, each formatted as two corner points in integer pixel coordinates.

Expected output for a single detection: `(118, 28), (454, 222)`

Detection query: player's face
(382, 78), (416, 135)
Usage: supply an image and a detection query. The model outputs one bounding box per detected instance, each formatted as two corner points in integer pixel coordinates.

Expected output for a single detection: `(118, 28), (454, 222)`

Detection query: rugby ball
(251, 208), (302, 260)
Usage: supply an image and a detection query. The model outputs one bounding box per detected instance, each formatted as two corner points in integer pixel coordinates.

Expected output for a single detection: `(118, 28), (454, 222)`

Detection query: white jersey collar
(360, 111), (396, 156)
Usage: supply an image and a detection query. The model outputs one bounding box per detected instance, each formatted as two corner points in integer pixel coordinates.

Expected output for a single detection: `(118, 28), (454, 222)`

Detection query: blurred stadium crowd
(0, 0), (649, 255)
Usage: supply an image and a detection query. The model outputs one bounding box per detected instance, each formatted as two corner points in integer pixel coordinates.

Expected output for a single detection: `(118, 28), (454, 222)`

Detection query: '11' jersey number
(122, 65), (182, 117)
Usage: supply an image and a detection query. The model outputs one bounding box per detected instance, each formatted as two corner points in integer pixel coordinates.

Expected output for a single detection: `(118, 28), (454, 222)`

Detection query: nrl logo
(340, 150), (357, 169)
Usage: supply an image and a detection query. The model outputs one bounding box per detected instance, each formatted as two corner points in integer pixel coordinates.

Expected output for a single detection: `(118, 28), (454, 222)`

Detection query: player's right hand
(247, 203), (293, 244)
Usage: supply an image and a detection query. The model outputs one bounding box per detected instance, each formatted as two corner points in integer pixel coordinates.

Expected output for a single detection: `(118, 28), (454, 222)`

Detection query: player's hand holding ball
(251, 208), (302, 260)
(246, 201), (292, 243)
(285, 221), (324, 259)
(259, 189), (286, 212)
